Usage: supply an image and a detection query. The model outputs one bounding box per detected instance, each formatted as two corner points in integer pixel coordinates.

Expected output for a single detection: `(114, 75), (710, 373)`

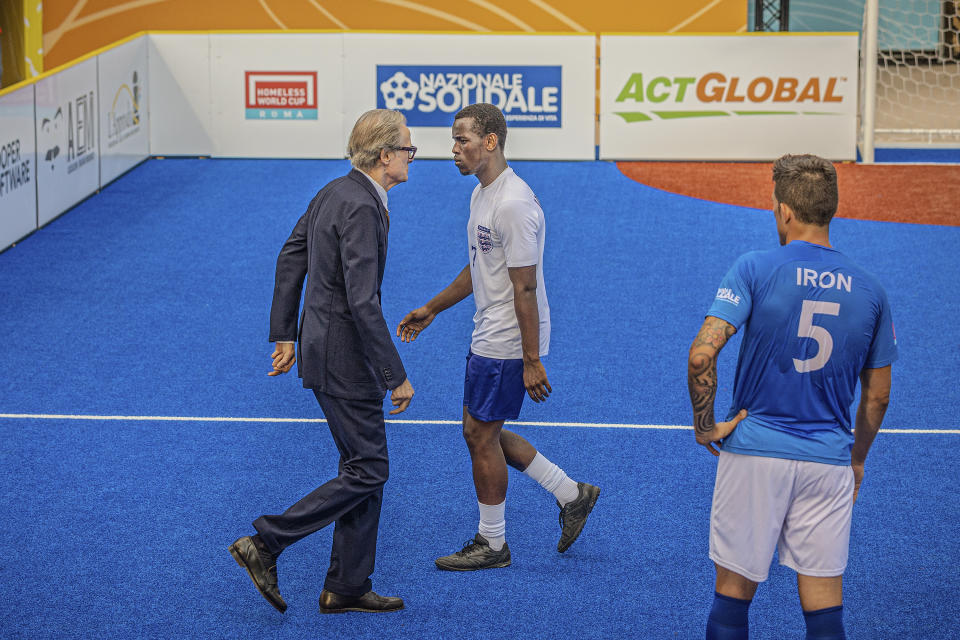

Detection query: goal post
(861, 0), (880, 163)
(859, 0), (960, 163)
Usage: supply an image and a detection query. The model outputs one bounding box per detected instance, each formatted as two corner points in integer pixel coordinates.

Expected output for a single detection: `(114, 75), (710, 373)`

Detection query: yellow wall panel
(24, 0), (43, 77)
(0, 2), (25, 87)
(0, 0), (43, 87)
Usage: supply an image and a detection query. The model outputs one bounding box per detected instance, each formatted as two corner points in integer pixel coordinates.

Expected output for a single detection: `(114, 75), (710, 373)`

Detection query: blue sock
(803, 605), (845, 639)
(706, 592), (751, 640)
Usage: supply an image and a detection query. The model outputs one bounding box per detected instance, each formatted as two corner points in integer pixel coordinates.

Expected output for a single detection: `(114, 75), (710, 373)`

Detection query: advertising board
(35, 57), (100, 226)
(344, 34), (594, 160)
(0, 84), (37, 250)
(209, 34), (345, 158)
(99, 36), (149, 184)
(600, 34), (859, 161)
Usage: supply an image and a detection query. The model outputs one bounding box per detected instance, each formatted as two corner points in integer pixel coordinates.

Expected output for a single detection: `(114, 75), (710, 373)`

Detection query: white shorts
(709, 450), (854, 583)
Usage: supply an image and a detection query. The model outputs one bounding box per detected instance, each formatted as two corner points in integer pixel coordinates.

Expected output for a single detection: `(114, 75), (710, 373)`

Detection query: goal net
(860, 0), (960, 155)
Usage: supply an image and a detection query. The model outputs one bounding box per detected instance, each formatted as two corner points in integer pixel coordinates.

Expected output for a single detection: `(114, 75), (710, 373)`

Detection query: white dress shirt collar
(359, 169), (388, 211)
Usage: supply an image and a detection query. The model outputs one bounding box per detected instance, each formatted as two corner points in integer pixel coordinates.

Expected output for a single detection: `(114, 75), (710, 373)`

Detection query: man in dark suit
(229, 109), (416, 615)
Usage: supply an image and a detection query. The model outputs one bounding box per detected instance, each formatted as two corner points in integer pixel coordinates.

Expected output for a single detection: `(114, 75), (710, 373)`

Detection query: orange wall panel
(43, 0), (747, 68)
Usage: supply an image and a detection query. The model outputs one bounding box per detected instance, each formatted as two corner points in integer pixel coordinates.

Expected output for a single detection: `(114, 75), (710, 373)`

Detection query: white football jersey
(466, 167), (550, 360)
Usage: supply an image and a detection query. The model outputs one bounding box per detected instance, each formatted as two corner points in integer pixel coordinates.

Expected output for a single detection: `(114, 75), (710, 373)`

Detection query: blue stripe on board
(858, 147), (960, 164)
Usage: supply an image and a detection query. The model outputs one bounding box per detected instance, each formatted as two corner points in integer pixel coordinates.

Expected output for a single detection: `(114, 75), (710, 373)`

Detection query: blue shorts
(463, 351), (525, 423)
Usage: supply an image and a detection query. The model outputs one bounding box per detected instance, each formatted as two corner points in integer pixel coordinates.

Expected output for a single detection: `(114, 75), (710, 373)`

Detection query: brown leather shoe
(229, 536), (286, 613)
(318, 589), (404, 614)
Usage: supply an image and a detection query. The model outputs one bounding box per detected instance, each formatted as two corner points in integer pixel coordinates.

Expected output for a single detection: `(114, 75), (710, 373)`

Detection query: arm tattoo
(688, 317), (736, 436)
(691, 317), (737, 351)
(688, 352), (717, 435)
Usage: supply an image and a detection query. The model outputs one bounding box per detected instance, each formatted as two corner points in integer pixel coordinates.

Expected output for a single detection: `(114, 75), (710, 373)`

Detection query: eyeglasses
(395, 146), (417, 160)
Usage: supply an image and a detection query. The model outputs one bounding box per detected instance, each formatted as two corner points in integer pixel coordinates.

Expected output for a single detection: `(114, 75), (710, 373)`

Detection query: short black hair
(772, 154), (839, 226)
(454, 103), (507, 150)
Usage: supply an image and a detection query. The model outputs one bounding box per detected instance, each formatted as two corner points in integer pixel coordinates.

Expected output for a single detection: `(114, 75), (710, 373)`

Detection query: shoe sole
(229, 543), (287, 614)
(558, 486), (600, 553)
(434, 559), (511, 572)
(319, 604), (405, 614)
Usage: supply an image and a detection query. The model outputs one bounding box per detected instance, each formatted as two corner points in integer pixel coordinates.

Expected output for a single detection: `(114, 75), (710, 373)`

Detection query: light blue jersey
(706, 241), (898, 466)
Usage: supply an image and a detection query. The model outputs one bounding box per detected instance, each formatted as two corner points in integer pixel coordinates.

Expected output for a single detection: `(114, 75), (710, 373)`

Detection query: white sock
(478, 500), (506, 551)
(523, 452), (580, 506)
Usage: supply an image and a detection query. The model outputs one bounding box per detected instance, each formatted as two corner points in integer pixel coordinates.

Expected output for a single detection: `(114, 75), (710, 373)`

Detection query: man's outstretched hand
(397, 307), (435, 343)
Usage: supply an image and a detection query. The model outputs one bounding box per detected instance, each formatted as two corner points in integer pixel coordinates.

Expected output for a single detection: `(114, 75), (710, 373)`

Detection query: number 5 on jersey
(794, 300), (840, 373)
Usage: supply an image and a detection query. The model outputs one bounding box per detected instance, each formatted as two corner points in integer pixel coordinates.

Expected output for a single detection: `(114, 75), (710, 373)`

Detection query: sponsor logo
(377, 65), (561, 128)
(0, 139), (31, 198)
(245, 71), (318, 120)
(107, 71), (142, 148)
(39, 91), (96, 175)
(715, 287), (741, 305)
(477, 224), (493, 253)
(613, 72), (849, 123)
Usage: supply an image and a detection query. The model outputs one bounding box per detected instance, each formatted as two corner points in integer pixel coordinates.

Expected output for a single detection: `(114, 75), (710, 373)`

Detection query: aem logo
(613, 72), (848, 122)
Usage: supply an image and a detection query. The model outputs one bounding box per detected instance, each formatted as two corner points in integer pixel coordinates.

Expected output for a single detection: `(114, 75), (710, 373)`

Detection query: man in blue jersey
(687, 154), (897, 640)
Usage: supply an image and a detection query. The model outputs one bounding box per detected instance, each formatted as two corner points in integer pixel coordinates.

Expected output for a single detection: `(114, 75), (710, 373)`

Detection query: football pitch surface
(0, 158), (957, 638)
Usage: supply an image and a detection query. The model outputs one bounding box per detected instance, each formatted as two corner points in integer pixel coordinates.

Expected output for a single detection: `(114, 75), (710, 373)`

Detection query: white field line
(0, 413), (956, 434)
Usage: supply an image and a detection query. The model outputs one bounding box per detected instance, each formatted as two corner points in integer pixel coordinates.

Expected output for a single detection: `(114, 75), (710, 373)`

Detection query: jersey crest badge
(477, 225), (493, 254)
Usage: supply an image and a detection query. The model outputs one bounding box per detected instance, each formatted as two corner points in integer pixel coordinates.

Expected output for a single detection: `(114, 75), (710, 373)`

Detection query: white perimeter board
(148, 34), (213, 156)
(35, 57), (100, 226)
(209, 34), (345, 158)
(100, 36), (150, 184)
(600, 34), (858, 161)
(0, 84), (38, 250)
(342, 33), (595, 160)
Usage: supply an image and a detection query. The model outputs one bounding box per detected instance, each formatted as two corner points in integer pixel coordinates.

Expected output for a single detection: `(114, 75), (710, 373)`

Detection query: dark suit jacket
(269, 169), (406, 400)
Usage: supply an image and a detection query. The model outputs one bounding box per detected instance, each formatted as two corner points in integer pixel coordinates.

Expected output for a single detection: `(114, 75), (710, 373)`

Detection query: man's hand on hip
(268, 342), (296, 376)
(389, 378), (415, 414)
(696, 409), (748, 456)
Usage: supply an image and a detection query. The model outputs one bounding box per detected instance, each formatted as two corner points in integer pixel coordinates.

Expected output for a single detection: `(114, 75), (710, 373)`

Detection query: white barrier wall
(600, 34), (859, 161)
(99, 36), (150, 184)
(35, 57), (100, 226)
(209, 34), (346, 158)
(3, 30), (865, 253)
(343, 33), (595, 160)
(0, 84), (37, 249)
(147, 32), (595, 160)
(148, 34), (213, 156)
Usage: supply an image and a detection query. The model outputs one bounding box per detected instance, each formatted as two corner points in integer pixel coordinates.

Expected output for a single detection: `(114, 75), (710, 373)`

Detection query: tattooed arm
(687, 315), (747, 456)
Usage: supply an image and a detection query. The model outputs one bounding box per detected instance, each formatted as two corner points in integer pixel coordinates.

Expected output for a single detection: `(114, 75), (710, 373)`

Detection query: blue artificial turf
(0, 158), (957, 638)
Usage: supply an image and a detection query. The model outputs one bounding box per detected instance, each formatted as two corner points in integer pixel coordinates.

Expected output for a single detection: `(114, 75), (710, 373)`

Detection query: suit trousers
(253, 389), (389, 597)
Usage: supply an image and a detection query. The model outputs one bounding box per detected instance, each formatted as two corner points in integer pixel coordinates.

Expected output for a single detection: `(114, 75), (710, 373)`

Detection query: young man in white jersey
(397, 103), (599, 570)
(688, 154), (896, 639)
